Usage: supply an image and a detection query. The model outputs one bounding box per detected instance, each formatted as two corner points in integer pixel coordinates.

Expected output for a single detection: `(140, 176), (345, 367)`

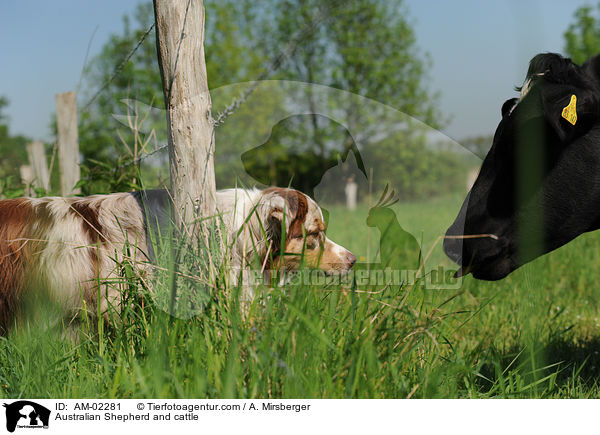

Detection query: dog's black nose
(347, 253), (357, 267)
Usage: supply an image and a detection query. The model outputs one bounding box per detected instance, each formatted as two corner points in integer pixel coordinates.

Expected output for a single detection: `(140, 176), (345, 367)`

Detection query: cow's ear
(582, 54), (600, 84)
(501, 98), (518, 118)
(545, 93), (579, 142)
(544, 89), (599, 143)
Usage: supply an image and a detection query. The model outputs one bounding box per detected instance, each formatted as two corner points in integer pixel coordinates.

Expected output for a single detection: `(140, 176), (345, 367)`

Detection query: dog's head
(260, 187), (356, 274)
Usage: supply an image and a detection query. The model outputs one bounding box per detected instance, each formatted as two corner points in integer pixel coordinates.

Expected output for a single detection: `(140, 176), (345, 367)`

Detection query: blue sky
(405, 0), (594, 139)
(0, 0), (596, 142)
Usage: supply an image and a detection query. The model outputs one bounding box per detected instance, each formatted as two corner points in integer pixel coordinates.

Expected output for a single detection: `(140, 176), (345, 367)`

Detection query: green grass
(3, 193), (600, 398)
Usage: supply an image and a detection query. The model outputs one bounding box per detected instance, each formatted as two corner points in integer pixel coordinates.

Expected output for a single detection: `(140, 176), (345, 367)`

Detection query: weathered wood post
(55, 91), (81, 196)
(19, 165), (34, 196)
(26, 141), (50, 192)
(153, 0), (217, 229)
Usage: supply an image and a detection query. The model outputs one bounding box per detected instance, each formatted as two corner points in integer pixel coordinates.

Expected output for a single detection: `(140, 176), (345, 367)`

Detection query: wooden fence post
(153, 0), (217, 229)
(19, 165), (34, 196)
(26, 141), (50, 192)
(55, 91), (81, 196)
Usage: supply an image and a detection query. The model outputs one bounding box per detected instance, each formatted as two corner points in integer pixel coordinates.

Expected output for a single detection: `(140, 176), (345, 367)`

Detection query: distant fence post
(19, 165), (34, 196)
(55, 91), (81, 196)
(26, 141), (50, 193)
(345, 175), (357, 210)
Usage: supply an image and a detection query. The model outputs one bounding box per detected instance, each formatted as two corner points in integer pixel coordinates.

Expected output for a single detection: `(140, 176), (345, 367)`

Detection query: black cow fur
(445, 53), (600, 280)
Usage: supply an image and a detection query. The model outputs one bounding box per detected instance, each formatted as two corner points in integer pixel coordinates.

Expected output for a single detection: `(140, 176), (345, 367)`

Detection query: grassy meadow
(2, 193), (600, 398)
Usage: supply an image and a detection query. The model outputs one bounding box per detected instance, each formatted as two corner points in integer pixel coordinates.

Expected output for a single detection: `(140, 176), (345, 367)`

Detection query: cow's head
(445, 53), (600, 280)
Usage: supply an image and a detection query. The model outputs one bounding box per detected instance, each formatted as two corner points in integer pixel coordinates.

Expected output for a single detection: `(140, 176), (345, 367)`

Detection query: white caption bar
(0, 399), (596, 434)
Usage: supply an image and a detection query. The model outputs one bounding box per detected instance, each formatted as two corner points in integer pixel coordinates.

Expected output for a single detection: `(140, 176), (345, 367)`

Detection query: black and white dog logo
(3, 401), (50, 432)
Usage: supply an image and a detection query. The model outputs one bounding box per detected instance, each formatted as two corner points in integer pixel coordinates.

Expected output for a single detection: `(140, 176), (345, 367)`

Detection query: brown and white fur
(0, 187), (355, 334)
(218, 188), (356, 291)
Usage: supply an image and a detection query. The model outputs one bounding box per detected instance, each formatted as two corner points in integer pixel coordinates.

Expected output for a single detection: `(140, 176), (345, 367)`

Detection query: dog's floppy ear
(260, 188), (299, 240)
(260, 188), (309, 243)
(266, 191), (295, 234)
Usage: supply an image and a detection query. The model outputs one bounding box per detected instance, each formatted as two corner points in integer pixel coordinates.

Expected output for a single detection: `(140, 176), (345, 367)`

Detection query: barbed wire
(121, 0), (191, 169)
(81, 23), (155, 113)
(76, 25), (99, 94)
(95, 1), (342, 168)
(131, 142), (169, 166)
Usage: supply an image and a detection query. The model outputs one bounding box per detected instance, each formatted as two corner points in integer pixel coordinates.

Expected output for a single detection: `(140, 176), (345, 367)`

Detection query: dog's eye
(306, 235), (320, 249)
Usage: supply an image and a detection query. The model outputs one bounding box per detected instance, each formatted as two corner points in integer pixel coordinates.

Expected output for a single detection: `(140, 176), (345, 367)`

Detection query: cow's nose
(443, 235), (463, 265)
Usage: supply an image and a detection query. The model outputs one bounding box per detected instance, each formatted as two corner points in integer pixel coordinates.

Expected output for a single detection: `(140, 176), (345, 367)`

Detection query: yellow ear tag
(561, 94), (577, 125)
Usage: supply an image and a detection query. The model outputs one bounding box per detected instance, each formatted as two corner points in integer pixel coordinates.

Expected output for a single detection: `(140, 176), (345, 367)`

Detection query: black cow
(445, 53), (600, 280)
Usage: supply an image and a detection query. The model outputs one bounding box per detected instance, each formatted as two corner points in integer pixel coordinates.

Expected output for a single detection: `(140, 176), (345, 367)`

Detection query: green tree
(564, 3), (600, 64)
(78, 0), (455, 198)
(0, 97), (29, 189)
(460, 135), (494, 158)
(235, 0), (448, 199)
(328, 1), (440, 126)
(79, 3), (160, 162)
(259, 0), (440, 125)
(78, 1), (270, 192)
